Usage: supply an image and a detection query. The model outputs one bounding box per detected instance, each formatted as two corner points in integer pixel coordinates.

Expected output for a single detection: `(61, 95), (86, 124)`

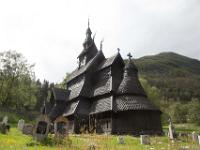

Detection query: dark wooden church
(48, 23), (163, 135)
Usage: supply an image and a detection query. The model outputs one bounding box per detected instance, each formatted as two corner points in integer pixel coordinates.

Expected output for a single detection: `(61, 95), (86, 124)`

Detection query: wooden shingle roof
(68, 50), (104, 82)
(114, 95), (158, 112)
(49, 101), (67, 121)
(52, 88), (70, 101)
(90, 96), (112, 115)
(117, 59), (146, 96)
(63, 101), (79, 117)
(68, 76), (85, 100)
(97, 52), (124, 71)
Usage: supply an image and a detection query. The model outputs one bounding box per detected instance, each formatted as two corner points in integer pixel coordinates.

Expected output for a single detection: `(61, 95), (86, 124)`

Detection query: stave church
(47, 22), (163, 135)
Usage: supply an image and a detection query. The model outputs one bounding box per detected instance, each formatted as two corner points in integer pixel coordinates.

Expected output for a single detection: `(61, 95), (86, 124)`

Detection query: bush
(187, 99), (200, 125)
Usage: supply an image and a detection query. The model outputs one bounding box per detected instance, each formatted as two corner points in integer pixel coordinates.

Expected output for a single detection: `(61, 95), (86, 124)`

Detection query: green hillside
(134, 52), (200, 101)
(135, 52), (200, 75)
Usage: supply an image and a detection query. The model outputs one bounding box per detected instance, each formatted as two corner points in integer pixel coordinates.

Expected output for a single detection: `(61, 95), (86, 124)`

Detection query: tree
(168, 102), (188, 123)
(0, 50), (36, 111)
(187, 98), (200, 125)
(140, 77), (161, 108)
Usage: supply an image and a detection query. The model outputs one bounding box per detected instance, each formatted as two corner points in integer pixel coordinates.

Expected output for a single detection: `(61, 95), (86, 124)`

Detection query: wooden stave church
(47, 23), (163, 135)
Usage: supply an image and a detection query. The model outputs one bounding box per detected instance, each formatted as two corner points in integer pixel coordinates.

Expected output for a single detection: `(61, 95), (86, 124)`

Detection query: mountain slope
(133, 52), (200, 101)
(135, 52), (200, 75)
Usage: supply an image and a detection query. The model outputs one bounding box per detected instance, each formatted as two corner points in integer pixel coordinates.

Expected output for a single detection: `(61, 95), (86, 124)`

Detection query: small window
(106, 120), (109, 129)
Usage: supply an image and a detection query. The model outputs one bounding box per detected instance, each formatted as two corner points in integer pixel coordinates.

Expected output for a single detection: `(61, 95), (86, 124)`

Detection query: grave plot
(33, 114), (50, 141)
(54, 116), (68, 138)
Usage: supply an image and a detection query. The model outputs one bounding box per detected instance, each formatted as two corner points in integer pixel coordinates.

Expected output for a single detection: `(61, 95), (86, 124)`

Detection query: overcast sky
(0, 0), (200, 82)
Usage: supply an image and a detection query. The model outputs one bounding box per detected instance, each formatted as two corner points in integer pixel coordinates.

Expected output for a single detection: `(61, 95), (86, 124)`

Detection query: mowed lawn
(0, 125), (200, 150)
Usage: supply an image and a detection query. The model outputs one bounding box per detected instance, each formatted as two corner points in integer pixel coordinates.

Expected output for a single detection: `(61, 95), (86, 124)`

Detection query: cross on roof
(88, 18), (90, 28)
(117, 48), (120, 53)
(127, 52), (132, 60)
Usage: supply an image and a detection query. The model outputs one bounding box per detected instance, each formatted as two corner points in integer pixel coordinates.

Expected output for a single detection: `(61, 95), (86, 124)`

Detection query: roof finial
(127, 52), (132, 60)
(100, 38), (104, 50)
(117, 48), (120, 53)
(88, 18), (90, 28)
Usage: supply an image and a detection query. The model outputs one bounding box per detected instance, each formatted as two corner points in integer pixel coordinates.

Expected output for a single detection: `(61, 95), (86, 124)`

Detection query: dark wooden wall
(112, 111), (162, 135)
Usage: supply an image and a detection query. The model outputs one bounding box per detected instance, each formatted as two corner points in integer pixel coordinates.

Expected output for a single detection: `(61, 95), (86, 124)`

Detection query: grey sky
(0, 0), (200, 82)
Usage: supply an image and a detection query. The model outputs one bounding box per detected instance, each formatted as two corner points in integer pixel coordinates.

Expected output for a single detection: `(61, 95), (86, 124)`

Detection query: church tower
(77, 20), (98, 67)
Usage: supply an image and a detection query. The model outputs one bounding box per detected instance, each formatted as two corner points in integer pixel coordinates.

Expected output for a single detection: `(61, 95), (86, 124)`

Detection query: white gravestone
(168, 124), (174, 140)
(168, 117), (175, 140)
(2, 116), (8, 124)
(140, 135), (150, 145)
(18, 119), (25, 131)
(198, 135), (200, 145)
(118, 136), (125, 144)
(192, 132), (198, 143)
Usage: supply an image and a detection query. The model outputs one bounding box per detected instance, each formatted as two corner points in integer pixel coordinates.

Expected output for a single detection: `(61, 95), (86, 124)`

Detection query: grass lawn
(0, 124), (200, 150)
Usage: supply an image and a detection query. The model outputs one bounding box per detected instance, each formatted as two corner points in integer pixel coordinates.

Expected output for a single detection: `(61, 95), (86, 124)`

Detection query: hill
(134, 52), (200, 101)
(135, 52), (200, 75)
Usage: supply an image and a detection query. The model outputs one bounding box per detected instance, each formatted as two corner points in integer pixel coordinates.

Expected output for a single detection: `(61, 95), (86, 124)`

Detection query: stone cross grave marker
(18, 119), (25, 131)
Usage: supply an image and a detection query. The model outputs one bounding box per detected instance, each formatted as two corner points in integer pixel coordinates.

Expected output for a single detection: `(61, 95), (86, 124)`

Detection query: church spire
(83, 19), (93, 50)
(77, 19), (98, 66)
(86, 18), (92, 37)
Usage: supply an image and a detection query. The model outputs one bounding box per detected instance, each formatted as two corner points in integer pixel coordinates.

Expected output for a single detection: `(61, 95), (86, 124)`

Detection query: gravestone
(54, 116), (68, 138)
(140, 135), (150, 145)
(191, 131), (198, 143)
(22, 124), (34, 135)
(118, 136), (125, 144)
(168, 117), (176, 140)
(0, 116), (10, 134)
(198, 135), (200, 145)
(2, 116), (8, 124)
(33, 114), (50, 141)
(18, 119), (25, 131)
(88, 144), (96, 150)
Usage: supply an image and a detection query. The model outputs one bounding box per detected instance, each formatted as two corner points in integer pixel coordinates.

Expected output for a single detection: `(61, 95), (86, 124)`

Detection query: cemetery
(0, 122), (200, 149)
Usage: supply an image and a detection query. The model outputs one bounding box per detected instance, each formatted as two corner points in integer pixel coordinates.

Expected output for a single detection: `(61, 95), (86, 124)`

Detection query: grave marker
(22, 124), (34, 135)
(192, 131), (198, 143)
(18, 119), (25, 131)
(33, 114), (50, 141)
(118, 136), (125, 144)
(140, 135), (150, 145)
(54, 116), (68, 138)
(168, 117), (176, 140)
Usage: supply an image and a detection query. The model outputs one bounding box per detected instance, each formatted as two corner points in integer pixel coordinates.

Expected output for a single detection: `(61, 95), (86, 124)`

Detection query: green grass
(0, 124), (200, 150)
(163, 123), (200, 133)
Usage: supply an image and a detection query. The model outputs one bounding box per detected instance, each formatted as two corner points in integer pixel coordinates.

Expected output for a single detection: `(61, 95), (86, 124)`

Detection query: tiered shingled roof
(117, 54), (146, 96)
(115, 54), (158, 111)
